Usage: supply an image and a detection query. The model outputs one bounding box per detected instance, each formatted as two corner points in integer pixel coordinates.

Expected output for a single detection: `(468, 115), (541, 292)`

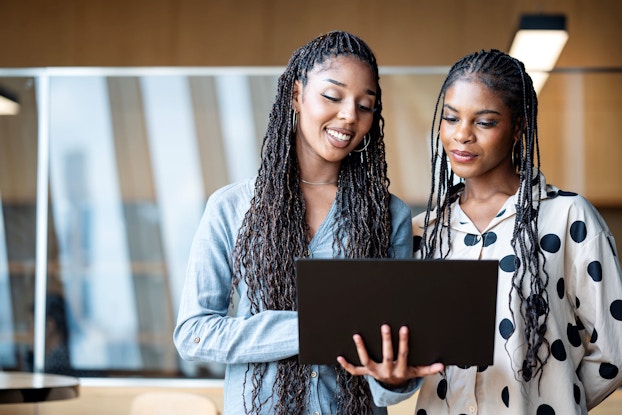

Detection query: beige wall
(0, 0), (621, 68)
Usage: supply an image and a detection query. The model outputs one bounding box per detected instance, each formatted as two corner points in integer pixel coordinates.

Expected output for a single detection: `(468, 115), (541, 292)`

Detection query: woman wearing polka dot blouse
(339, 49), (622, 414)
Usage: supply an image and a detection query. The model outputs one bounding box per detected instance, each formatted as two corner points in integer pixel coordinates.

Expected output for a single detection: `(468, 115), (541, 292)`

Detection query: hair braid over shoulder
(231, 30), (392, 414)
(421, 49), (550, 384)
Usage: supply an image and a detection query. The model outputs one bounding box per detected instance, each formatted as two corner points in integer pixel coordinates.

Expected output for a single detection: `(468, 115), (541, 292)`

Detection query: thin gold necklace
(300, 178), (338, 186)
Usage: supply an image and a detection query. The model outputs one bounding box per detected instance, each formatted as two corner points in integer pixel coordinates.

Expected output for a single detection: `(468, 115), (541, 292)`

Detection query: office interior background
(0, 0), (621, 414)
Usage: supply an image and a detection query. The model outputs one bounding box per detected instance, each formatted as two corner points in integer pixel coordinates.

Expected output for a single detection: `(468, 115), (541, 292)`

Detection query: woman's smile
(449, 149), (478, 163)
(326, 127), (353, 148)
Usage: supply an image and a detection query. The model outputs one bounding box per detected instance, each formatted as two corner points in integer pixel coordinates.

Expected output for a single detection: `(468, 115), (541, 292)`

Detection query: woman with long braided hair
(341, 49), (622, 414)
(174, 31), (417, 414)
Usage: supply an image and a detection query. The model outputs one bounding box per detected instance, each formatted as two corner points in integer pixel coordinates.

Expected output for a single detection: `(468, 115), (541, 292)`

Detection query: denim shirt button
(193, 337), (200, 343)
(310, 370), (317, 378)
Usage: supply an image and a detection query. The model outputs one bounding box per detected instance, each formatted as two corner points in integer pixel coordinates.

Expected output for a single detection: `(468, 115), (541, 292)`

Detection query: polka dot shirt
(410, 175), (622, 414)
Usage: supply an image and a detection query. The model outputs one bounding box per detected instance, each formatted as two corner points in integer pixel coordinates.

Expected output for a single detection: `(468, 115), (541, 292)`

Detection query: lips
(326, 128), (353, 143)
(451, 149), (477, 162)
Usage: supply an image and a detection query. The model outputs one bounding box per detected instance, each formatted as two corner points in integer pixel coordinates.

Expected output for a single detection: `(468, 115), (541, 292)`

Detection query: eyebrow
(324, 78), (377, 96)
(443, 103), (501, 116)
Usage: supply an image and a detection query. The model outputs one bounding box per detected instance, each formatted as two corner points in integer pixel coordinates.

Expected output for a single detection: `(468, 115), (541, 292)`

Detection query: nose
(338, 100), (357, 123)
(454, 121), (473, 144)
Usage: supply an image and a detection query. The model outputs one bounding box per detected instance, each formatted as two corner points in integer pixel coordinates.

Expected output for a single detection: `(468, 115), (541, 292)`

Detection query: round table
(0, 372), (79, 404)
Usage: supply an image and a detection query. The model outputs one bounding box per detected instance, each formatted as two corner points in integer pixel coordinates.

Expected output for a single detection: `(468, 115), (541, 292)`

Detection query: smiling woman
(173, 30), (414, 415)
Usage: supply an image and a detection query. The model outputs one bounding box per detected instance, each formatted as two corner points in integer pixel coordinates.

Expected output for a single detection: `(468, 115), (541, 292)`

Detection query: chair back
(129, 391), (219, 415)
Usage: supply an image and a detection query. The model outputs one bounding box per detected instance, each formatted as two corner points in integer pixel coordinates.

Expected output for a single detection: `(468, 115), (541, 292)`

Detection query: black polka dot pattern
(567, 323), (582, 347)
(537, 403), (555, 415)
(540, 234), (561, 253)
(570, 221), (587, 243)
(573, 384), (581, 404)
(590, 328), (598, 343)
(610, 300), (622, 321)
(501, 386), (510, 407)
(587, 261), (603, 282)
(464, 233), (479, 246)
(576, 316), (585, 330)
(437, 378), (447, 400)
(556, 278), (565, 299)
(551, 339), (567, 361)
(482, 231), (497, 247)
(411, 182), (622, 414)
(499, 255), (518, 273)
(499, 318), (514, 339)
(413, 235), (422, 253)
(599, 363), (619, 379)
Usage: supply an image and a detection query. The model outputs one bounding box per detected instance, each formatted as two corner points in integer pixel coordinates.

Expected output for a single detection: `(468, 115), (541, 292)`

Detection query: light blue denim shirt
(174, 178), (416, 414)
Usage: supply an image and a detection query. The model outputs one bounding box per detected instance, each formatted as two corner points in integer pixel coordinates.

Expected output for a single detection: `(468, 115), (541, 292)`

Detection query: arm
(173, 187), (299, 364)
(571, 229), (622, 409)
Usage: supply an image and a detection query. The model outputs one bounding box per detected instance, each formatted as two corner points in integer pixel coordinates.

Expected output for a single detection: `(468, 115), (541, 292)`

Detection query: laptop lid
(295, 258), (499, 367)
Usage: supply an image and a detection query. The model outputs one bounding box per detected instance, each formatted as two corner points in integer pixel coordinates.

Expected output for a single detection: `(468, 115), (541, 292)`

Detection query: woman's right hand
(336, 324), (444, 387)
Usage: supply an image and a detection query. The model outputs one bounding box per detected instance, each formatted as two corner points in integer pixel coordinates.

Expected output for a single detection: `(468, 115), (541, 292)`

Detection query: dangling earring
(292, 110), (298, 134)
(512, 139), (521, 174)
(352, 134), (370, 163)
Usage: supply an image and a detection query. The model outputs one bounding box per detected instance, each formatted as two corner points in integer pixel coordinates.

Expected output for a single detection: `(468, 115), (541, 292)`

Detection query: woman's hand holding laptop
(337, 324), (444, 387)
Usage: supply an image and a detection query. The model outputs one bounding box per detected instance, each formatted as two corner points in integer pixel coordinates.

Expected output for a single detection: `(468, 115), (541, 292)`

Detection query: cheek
(361, 114), (375, 133)
(439, 125), (452, 147)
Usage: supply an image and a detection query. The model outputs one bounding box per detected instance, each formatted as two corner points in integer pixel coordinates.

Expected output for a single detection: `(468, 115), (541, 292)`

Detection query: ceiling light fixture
(0, 88), (20, 115)
(509, 14), (569, 95)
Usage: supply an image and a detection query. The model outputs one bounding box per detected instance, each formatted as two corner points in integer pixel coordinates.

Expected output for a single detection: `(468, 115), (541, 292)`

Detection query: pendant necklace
(300, 179), (338, 186)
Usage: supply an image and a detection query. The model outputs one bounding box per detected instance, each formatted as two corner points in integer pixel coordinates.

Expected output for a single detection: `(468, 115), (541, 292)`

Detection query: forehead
(444, 78), (508, 111)
(307, 55), (376, 88)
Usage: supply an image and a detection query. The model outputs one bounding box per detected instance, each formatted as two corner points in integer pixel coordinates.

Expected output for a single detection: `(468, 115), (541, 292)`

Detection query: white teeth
(327, 129), (351, 142)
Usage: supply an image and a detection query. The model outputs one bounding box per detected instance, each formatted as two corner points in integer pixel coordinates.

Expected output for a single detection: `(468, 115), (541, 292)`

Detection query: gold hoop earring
(352, 134), (370, 153)
(292, 110), (298, 134)
(352, 134), (370, 163)
(512, 140), (521, 174)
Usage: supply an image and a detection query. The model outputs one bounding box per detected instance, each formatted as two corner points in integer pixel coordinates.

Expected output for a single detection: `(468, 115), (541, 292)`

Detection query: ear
(513, 116), (526, 140)
(292, 80), (302, 112)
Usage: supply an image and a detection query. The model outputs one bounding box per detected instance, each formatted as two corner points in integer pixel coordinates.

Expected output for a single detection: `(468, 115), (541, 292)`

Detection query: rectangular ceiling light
(0, 91), (20, 115)
(509, 14), (569, 94)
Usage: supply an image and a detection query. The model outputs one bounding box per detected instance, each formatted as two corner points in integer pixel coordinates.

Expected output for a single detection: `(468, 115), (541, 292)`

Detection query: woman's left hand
(337, 324), (444, 387)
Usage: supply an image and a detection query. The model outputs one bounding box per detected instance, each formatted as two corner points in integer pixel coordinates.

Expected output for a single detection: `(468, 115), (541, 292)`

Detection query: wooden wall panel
(0, 0), (621, 68)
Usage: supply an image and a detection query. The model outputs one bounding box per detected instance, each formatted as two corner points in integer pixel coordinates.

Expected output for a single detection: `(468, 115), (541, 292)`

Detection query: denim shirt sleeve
(173, 181), (299, 364)
(389, 194), (414, 259)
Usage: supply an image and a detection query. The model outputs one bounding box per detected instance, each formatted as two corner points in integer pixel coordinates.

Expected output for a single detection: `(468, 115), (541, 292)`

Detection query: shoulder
(389, 193), (412, 218)
(540, 184), (613, 240)
(207, 177), (256, 208)
(200, 178), (256, 228)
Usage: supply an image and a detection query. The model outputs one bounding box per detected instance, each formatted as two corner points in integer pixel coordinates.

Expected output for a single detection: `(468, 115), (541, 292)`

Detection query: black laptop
(295, 258), (499, 367)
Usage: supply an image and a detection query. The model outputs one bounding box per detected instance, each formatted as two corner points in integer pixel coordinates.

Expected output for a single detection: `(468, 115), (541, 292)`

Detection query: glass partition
(0, 67), (620, 380)
(0, 74), (39, 373)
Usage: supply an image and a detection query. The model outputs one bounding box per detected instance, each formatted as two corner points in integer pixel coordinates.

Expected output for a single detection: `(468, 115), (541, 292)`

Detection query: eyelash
(441, 115), (497, 128)
(321, 94), (374, 113)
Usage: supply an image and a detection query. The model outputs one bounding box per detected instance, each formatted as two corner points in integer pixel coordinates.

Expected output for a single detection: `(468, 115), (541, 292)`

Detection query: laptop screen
(295, 258), (499, 367)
